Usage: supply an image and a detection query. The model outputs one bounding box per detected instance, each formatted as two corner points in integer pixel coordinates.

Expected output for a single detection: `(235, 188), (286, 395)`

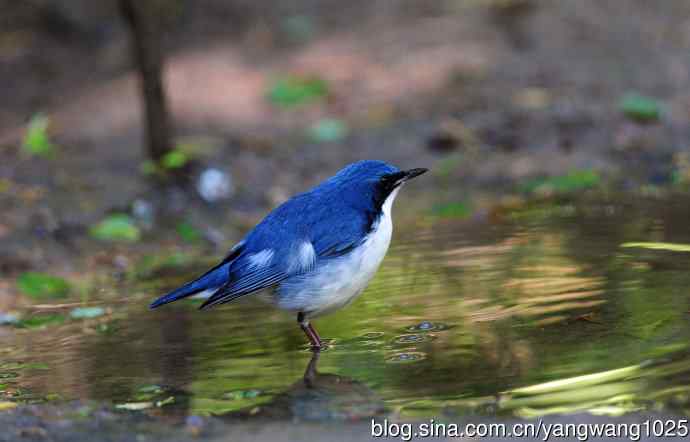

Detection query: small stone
(0, 313), (19, 325)
(197, 169), (234, 202)
(131, 199), (154, 226)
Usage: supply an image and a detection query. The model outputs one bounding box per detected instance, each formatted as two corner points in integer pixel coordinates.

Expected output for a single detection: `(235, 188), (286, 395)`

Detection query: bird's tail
(149, 262), (230, 309)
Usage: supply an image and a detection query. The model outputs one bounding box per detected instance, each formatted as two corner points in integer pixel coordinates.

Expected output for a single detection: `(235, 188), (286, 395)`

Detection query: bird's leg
(297, 312), (322, 350)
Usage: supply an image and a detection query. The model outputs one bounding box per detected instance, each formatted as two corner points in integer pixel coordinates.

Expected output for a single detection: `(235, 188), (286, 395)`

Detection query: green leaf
(90, 214), (141, 242)
(431, 201), (472, 219)
(161, 150), (188, 169)
(620, 242), (690, 252)
(176, 221), (201, 243)
(69, 307), (106, 319)
(22, 113), (55, 156)
(619, 93), (662, 122)
(16, 272), (70, 300)
(309, 118), (348, 142)
(267, 75), (328, 107)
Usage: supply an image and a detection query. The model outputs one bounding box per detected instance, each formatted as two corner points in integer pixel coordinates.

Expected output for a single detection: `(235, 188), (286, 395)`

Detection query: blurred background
(2, 0), (690, 281)
(2, 1), (690, 438)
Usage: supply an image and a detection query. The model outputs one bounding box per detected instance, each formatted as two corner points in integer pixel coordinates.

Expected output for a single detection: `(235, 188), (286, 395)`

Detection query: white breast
(277, 187), (401, 317)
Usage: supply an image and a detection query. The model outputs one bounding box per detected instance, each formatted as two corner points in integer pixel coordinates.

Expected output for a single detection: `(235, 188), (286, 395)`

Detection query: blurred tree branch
(118, 0), (173, 163)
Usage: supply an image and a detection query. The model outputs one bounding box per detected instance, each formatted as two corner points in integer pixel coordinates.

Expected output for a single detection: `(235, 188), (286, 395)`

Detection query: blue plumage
(150, 160), (427, 349)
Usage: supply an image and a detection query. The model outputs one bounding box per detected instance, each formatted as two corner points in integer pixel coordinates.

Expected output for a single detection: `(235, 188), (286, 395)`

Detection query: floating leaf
(16, 272), (70, 300)
(267, 75), (328, 107)
(22, 113), (55, 156)
(69, 307), (106, 319)
(431, 201), (472, 219)
(138, 385), (163, 394)
(0, 402), (17, 411)
(90, 214), (141, 242)
(309, 118), (348, 142)
(161, 150), (189, 169)
(115, 402), (153, 411)
(620, 93), (661, 122)
(620, 242), (690, 253)
(176, 221), (201, 243)
(508, 365), (641, 396)
(156, 396), (175, 407)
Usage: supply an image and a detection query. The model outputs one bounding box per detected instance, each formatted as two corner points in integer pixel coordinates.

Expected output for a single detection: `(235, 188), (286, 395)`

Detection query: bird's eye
(381, 172), (406, 188)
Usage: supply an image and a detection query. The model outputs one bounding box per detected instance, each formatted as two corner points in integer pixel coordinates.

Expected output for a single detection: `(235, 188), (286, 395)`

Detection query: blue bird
(150, 160), (427, 349)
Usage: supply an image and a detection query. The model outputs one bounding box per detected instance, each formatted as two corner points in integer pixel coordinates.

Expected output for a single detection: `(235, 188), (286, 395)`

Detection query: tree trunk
(119, 0), (172, 162)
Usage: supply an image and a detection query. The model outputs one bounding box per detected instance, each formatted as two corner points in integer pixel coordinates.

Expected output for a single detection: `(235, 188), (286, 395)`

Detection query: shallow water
(3, 195), (690, 421)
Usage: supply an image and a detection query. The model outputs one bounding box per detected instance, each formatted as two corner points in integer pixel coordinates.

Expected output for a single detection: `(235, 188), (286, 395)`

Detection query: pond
(3, 194), (690, 424)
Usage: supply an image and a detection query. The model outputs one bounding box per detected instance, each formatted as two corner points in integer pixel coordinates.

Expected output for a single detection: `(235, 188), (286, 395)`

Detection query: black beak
(383, 168), (429, 189)
(402, 168), (428, 181)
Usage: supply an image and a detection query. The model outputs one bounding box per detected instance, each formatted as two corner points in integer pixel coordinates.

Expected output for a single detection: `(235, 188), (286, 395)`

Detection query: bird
(149, 160), (427, 349)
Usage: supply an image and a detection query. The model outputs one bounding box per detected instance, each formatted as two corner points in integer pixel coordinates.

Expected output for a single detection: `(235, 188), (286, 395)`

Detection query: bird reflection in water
(226, 350), (386, 421)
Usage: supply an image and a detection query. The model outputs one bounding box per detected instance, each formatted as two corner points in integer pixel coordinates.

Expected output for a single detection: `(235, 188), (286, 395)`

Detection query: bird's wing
(199, 199), (314, 309)
(310, 207), (374, 258)
(199, 189), (377, 309)
(199, 260), (288, 309)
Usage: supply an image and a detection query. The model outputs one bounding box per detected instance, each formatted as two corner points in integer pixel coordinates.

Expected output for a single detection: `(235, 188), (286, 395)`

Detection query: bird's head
(329, 160), (428, 211)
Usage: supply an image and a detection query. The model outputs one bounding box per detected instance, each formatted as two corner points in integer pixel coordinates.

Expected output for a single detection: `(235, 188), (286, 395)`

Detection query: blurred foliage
(15, 313), (67, 329)
(22, 113), (55, 156)
(433, 153), (463, 179)
(519, 170), (600, 195)
(267, 75), (329, 107)
(90, 214), (141, 242)
(619, 93), (662, 122)
(141, 142), (201, 176)
(160, 149), (189, 169)
(133, 251), (197, 280)
(309, 118), (349, 142)
(16, 272), (70, 300)
(431, 201), (473, 218)
(176, 221), (202, 243)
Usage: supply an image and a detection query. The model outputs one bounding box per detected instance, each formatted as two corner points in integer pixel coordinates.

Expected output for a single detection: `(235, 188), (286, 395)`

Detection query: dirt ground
(1, 0), (690, 297)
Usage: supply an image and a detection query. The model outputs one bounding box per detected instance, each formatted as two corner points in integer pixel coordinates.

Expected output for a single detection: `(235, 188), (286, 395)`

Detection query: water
(3, 195), (690, 421)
